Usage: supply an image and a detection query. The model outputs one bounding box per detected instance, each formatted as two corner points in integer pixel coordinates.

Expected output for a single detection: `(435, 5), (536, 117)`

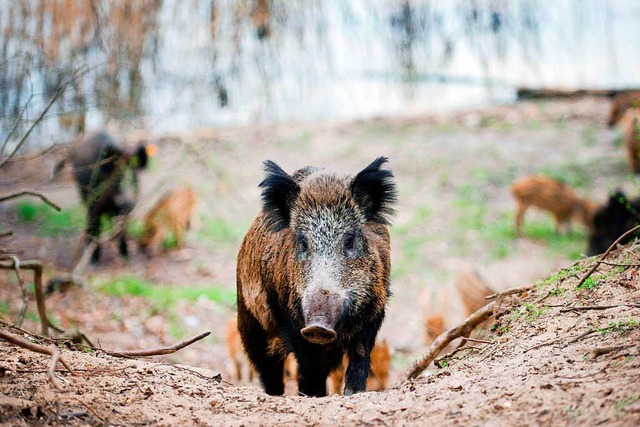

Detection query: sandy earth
(1, 252), (640, 425)
(2, 97), (640, 425)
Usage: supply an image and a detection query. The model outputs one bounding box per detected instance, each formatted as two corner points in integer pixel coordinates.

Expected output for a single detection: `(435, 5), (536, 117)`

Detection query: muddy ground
(1, 97), (640, 425)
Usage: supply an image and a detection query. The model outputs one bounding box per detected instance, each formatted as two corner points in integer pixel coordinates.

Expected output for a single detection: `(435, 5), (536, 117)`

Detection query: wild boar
(510, 175), (595, 236)
(608, 91), (640, 127)
(236, 157), (396, 397)
(327, 339), (392, 394)
(619, 108), (640, 173)
(587, 191), (640, 256)
(139, 186), (198, 254)
(226, 316), (255, 382)
(57, 132), (152, 264)
(454, 269), (495, 318)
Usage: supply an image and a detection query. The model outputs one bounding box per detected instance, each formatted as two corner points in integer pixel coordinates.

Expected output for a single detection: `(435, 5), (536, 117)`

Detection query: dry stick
(590, 345), (630, 359)
(99, 332), (211, 357)
(575, 224), (640, 289)
(485, 284), (533, 301)
(560, 304), (640, 313)
(0, 259), (56, 335)
(434, 345), (483, 368)
(0, 329), (73, 391)
(567, 329), (597, 345)
(2, 256), (28, 327)
(0, 67), (85, 169)
(0, 191), (62, 211)
(405, 302), (496, 380)
(0, 93), (33, 155)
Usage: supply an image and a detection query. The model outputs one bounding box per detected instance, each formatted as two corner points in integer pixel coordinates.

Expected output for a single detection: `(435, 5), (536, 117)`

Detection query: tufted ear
(259, 160), (301, 231)
(350, 157), (397, 224)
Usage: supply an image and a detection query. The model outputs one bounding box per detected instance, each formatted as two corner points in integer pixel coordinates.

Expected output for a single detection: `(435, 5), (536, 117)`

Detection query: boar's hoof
(300, 324), (337, 345)
(343, 387), (355, 396)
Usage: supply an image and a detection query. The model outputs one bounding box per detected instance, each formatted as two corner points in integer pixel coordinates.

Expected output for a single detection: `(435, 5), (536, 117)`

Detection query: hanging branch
(0, 66), (87, 169)
(0, 191), (62, 211)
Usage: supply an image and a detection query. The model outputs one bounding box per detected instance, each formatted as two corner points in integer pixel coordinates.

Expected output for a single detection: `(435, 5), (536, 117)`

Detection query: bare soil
(2, 97), (640, 425)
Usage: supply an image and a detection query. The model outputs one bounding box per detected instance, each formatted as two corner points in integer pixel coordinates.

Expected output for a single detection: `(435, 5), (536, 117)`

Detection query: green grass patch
(98, 275), (236, 308)
(198, 216), (248, 247)
(597, 318), (640, 336)
(614, 394), (638, 413)
(536, 263), (584, 292)
(519, 302), (551, 322)
(16, 202), (85, 236)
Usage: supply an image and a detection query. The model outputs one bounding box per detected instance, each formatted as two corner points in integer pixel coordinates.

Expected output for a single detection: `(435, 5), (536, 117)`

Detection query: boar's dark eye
(343, 231), (359, 258)
(296, 234), (309, 259)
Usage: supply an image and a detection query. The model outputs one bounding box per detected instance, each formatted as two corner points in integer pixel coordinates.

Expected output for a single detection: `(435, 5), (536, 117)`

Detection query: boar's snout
(301, 324), (337, 345)
(301, 288), (343, 345)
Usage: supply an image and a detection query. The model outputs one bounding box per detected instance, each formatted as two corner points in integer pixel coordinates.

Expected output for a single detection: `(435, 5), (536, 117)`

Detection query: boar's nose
(301, 324), (337, 345)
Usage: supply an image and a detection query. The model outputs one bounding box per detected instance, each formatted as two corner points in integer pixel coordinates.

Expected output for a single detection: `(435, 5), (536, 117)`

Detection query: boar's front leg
(295, 346), (342, 398)
(237, 301), (285, 395)
(343, 317), (383, 396)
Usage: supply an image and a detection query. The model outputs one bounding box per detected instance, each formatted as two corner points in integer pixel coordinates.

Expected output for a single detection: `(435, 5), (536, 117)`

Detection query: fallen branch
(434, 345), (483, 368)
(567, 329), (597, 345)
(485, 284), (532, 301)
(405, 302), (495, 380)
(575, 225), (640, 289)
(0, 191), (61, 211)
(590, 345), (631, 359)
(0, 329), (73, 391)
(560, 304), (640, 313)
(99, 331), (211, 357)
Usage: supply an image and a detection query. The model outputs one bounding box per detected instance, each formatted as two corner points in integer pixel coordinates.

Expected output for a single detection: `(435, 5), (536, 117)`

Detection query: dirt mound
(2, 246), (640, 426)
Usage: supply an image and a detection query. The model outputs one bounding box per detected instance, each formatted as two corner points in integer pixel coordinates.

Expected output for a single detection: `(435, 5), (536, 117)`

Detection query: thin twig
(0, 191), (62, 211)
(2, 256), (28, 327)
(485, 284), (533, 300)
(98, 332), (211, 357)
(559, 304), (640, 313)
(575, 224), (640, 289)
(1, 93), (33, 155)
(0, 67), (86, 168)
(434, 345), (483, 368)
(0, 259), (55, 335)
(0, 329), (73, 391)
(459, 337), (494, 345)
(598, 261), (640, 268)
(524, 337), (563, 353)
(567, 329), (597, 345)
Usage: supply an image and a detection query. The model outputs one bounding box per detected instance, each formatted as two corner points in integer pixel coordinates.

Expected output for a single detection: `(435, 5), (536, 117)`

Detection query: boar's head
(259, 157), (397, 345)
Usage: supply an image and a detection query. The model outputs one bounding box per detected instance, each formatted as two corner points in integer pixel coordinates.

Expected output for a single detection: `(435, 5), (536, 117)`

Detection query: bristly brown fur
(140, 186), (197, 254)
(237, 158), (396, 397)
(609, 91), (640, 127)
(619, 108), (640, 173)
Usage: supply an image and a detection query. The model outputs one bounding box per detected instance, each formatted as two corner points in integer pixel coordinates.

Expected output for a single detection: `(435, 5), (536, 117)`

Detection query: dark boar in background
(588, 191), (640, 256)
(236, 157), (396, 397)
(57, 132), (150, 264)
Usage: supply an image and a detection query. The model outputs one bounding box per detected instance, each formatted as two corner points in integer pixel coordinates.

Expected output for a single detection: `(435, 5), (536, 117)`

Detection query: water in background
(1, 0), (639, 147)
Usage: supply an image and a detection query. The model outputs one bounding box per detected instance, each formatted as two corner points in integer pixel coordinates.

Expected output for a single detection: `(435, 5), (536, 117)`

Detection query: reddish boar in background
(510, 174), (594, 236)
(619, 108), (640, 173)
(236, 157), (396, 397)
